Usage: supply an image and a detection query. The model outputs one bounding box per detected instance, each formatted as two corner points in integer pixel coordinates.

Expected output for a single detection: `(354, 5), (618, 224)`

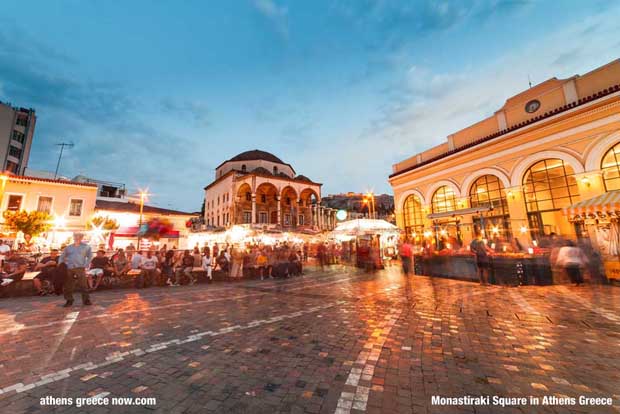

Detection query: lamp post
(365, 192), (376, 219)
(137, 191), (148, 249)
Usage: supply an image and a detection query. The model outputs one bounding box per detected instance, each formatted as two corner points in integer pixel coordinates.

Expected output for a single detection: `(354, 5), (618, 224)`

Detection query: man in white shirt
(140, 250), (159, 287)
(130, 250), (143, 270)
(202, 253), (213, 281)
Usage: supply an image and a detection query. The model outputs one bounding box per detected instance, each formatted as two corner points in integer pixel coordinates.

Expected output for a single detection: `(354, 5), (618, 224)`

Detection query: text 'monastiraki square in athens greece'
(0, 1), (619, 413)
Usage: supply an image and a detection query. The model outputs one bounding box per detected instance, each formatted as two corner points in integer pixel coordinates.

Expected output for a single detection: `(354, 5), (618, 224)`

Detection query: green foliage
(2, 210), (52, 237)
(87, 215), (120, 231)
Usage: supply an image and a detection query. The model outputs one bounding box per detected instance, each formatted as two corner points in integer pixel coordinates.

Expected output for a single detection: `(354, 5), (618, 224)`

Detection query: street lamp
(365, 191), (376, 219)
(137, 190), (149, 249)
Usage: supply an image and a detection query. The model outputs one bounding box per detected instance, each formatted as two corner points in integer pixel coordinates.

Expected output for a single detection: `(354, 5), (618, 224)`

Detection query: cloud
(252, 0), (289, 38)
(0, 27), (208, 211)
(161, 98), (210, 127)
(298, 2), (620, 195)
(376, 3), (618, 153)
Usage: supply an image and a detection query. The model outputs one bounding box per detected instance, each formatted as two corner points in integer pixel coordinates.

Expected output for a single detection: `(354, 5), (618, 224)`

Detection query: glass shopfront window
(470, 175), (511, 238)
(601, 142), (620, 191)
(431, 186), (457, 214)
(402, 194), (424, 241)
(523, 159), (579, 237)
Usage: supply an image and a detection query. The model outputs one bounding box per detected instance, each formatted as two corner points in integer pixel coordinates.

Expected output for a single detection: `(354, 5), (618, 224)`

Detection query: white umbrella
(333, 219), (400, 236)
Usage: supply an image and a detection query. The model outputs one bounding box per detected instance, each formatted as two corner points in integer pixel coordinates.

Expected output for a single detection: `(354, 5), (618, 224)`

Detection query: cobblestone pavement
(0, 265), (619, 414)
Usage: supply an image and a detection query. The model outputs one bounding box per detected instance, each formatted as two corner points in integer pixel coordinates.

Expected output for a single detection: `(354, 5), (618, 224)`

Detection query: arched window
(601, 143), (620, 191)
(470, 175), (506, 211)
(431, 186), (457, 213)
(241, 164), (247, 172)
(402, 194), (424, 239)
(469, 175), (510, 237)
(523, 158), (579, 236)
(273, 166), (278, 175)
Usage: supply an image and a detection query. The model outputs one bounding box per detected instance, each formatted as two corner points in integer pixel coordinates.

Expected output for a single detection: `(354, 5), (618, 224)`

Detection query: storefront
(332, 219), (401, 266)
(564, 190), (620, 282)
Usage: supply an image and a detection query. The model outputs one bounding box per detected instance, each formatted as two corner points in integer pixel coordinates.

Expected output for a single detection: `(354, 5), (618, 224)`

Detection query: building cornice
(389, 85), (620, 181)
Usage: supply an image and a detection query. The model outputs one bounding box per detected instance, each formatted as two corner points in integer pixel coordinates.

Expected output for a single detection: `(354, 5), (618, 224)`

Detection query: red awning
(114, 227), (180, 238)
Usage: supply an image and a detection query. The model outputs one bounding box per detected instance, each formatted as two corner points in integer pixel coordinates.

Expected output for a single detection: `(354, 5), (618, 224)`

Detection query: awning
(563, 190), (620, 216)
(427, 206), (490, 219)
(114, 226), (180, 238)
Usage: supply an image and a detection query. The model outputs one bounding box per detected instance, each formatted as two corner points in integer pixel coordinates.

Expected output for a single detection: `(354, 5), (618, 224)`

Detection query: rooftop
(4, 173), (98, 188)
(229, 149), (284, 164)
(95, 199), (196, 216)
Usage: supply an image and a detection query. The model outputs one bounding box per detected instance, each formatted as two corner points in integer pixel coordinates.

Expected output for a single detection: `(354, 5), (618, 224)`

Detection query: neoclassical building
(389, 59), (620, 247)
(203, 150), (336, 231)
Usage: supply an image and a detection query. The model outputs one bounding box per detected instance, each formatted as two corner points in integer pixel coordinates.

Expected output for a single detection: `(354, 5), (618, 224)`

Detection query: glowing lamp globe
(336, 210), (348, 221)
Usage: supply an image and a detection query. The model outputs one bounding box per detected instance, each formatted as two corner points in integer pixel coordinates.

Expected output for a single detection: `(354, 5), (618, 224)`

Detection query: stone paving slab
(0, 265), (619, 413)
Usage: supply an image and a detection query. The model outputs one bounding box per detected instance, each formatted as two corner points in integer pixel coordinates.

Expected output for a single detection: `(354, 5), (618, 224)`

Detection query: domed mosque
(203, 150), (336, 230)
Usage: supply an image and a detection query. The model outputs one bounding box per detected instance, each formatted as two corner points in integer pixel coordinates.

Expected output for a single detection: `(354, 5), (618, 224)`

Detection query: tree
(2, 210), (52, 238)
(87, 215), (120, 231)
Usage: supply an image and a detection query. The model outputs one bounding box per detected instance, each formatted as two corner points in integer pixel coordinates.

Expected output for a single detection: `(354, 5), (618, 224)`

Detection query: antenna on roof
(528, 74), (533, 89)
(54, 142), (74, 179)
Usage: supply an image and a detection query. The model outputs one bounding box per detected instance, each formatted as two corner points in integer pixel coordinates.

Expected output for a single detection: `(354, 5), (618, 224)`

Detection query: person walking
(470, 233), (493, 285)
(400, 238), (413, 276)
(556, 240), (588, 286)
(59, 232), (93, 307)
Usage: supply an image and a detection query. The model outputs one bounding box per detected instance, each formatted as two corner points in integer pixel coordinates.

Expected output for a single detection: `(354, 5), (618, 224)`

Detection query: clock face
(525, 99), (541, 114)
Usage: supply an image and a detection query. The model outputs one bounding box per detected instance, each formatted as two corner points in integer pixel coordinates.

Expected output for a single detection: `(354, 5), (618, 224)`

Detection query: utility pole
(54, 142), (74, 179)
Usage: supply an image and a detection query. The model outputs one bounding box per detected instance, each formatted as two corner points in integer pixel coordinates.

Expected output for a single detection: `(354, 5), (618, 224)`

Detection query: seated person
(33, 248), (60, 295)
(1, 252), (29, 287)
(201, 252), (214, 281)
(89, 249), (113, 290)
(216, 251), (229, 273)
(140, 250), (159, 287)
(174, 250), (196, 286)
(113, 249), (130, 276)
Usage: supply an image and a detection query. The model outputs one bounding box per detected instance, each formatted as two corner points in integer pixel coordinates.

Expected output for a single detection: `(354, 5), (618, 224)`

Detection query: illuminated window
(431, 186), (457, 213)
(601, 143), (620, 191)
(523, 159), (579, 212)
(402, 194), (424, 237)
(523, 159), (579, 236)
(469, 175), (510, 237)
(7, 195), (22, 211)
(470, 175), (508, 213)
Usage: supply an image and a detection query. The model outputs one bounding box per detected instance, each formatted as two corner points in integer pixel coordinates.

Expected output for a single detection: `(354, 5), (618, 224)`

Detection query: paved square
(0, 266), (619, 413)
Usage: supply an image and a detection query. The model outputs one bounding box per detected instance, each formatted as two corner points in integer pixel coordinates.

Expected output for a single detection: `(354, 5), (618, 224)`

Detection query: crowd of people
(398, 231), (602, 286)
(0, 233), (313, 306)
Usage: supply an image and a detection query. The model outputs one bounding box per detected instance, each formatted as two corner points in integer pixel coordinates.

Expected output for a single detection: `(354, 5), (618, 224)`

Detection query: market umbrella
(333, 219), (400, 236)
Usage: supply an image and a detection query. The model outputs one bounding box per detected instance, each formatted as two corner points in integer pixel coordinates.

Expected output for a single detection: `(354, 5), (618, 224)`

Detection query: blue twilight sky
(0, 1), (619, 211)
